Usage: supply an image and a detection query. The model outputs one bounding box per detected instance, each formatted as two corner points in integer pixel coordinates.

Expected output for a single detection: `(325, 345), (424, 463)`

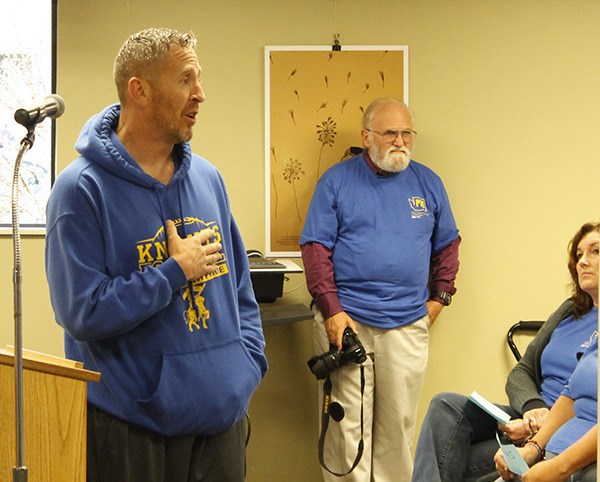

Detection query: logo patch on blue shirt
(408, 196), (430, 218)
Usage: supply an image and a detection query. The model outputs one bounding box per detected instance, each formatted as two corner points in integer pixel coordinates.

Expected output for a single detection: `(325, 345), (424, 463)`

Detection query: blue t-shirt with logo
(546, 333), (598, 454)
(539, 308), (598, 406)
(300, 154), (459, 328)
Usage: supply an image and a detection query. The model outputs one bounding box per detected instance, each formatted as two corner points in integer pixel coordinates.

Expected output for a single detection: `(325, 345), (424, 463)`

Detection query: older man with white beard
(300, 97), (461, 482)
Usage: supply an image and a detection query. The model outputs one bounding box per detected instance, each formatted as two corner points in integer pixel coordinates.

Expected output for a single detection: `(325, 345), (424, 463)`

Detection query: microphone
(14, 94), (65, 128)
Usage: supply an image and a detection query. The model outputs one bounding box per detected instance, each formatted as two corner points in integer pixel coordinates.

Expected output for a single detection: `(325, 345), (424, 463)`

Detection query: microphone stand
(11, 127), (36, 482)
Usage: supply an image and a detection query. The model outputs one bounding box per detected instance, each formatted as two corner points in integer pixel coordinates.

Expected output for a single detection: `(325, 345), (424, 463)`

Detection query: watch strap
(431, 291), (452, 306)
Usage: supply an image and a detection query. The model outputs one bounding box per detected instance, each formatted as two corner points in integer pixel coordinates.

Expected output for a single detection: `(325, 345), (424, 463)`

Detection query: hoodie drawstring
(155, 186), (202, 322)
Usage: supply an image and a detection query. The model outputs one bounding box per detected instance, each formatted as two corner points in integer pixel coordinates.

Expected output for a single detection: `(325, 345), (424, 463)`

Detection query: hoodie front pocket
(138, 337), (261, 436)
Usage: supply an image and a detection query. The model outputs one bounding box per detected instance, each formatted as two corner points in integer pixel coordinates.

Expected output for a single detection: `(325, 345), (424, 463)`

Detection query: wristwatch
(431, 291), (452, 306)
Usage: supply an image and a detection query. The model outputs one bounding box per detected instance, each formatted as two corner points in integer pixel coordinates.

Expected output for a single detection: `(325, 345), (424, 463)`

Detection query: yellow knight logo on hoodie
(136, 217), (228, 332)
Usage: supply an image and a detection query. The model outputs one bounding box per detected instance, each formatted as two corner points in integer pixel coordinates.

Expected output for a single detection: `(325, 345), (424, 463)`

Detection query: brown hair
(567, 222), (600, 318)
(113, 28), (197, 103)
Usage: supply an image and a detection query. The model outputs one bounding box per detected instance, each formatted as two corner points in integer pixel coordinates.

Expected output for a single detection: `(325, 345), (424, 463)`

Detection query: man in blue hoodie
(45, 28), (267, 481)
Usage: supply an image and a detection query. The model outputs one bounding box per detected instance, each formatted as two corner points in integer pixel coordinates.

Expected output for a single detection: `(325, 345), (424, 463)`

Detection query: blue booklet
(469, 391), (511, 424)
(495, 432), (529, 476)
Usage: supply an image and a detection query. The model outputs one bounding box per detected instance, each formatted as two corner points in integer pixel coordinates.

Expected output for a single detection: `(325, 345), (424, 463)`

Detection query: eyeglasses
(365, 128), (417, 143)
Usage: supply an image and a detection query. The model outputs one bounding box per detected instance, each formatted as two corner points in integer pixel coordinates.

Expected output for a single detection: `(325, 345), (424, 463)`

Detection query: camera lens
(307, 328), (367, 380)
(307, 351), (342, 380)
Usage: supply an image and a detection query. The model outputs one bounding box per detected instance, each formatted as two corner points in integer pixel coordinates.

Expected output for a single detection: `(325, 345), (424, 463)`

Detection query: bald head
(362, 97), (413, 130)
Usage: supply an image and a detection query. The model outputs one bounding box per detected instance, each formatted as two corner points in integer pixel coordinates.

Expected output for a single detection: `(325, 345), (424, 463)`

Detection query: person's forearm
(529, 395), (575, 447)
(429, 236), (460, 295)
(548, 425), (597, 477)
(301, 242), (343, 318)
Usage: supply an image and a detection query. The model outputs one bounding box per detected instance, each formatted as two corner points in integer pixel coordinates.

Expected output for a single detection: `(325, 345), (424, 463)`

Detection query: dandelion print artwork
(283, 159), (305, 222)
(315, 117), (337, 183)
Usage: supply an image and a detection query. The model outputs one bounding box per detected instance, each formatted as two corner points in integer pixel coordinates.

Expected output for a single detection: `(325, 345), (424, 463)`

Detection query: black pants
(87, 403), (246, 482)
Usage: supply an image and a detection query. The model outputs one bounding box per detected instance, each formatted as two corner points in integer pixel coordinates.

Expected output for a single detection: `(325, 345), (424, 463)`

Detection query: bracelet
(525, 439), (546, 463)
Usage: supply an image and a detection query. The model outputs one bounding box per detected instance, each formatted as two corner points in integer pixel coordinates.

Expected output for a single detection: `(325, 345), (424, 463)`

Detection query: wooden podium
(0, 347), (100, 481)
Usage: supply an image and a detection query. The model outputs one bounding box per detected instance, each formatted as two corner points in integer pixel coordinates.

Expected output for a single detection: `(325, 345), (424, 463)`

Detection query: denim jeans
(412, 392), (520, 482)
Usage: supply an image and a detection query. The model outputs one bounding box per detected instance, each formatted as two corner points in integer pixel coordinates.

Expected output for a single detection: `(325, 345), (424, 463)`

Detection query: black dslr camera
(307, 327), (367, 380)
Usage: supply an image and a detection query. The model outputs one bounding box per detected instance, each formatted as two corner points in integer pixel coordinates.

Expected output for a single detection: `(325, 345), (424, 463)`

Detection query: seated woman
(492, 338), (597, 481)
(411, 222), (599, 482)
(492, 226), (598, 481)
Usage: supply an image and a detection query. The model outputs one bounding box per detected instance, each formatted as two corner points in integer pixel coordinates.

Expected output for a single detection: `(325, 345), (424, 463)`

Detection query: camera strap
(317, 364), (365, 477)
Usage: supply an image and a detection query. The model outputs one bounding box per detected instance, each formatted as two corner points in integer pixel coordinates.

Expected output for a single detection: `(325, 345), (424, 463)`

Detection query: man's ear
(127, 77), (150, 106)
(361, 128), (371, 148)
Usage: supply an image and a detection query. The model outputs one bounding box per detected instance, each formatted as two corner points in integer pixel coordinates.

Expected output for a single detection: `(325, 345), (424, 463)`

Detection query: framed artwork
(0, 0), (57, 234)
(265, 45), (408, 256)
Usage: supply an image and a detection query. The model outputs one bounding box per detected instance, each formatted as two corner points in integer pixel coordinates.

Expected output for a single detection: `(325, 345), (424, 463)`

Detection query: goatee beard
(371, 146), (411, 172)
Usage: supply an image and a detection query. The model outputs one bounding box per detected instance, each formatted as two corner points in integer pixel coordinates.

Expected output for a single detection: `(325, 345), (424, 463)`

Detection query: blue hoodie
(45, 104), (267, 436)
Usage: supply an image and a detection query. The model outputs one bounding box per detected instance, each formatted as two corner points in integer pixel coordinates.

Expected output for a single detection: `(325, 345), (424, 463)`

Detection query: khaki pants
(314, 311), (429, 482)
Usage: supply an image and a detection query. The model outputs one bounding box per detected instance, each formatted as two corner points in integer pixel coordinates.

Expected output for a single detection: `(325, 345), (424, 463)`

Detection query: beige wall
(1, 1), (599, 480)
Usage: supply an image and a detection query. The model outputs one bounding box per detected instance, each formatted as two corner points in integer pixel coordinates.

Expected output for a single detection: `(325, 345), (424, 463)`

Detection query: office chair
(506, 321), (544, 362)
(340, 146), (363, 161)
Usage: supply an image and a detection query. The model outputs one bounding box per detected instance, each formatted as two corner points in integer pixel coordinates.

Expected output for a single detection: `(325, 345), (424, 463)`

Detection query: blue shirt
(300, 154), (458, 328)
(546, 333), (598, 454)
(539, 309), (598, 406)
